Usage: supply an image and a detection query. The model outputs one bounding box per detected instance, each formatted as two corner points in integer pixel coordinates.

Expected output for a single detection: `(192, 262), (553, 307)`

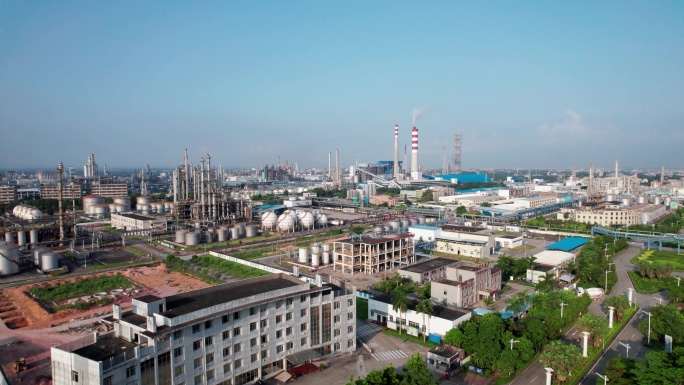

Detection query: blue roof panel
(545, 237), (589, 252)
(434, 174), (493, 183)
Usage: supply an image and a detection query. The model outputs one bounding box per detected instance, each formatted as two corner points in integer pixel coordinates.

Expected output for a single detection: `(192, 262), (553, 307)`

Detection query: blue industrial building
(434, 174), (492, 184)
(545, 237), (589, 252)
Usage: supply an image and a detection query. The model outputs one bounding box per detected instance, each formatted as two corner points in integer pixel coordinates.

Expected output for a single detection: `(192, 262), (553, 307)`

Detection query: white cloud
(539, 110), (588, 134)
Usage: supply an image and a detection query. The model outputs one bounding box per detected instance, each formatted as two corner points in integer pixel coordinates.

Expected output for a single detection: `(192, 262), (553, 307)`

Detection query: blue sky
(1, 1), (682, 171)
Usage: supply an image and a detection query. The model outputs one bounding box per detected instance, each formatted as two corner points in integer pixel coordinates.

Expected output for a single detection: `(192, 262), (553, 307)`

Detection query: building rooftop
(161, 274), (302, 318)
(135, 295), (163, 303)
(545, 237), (589, 252)
(434, 278), (463, 287)
(408, 224), (441, 231)
(115, 212), (155, 221)
(532, 250), (576, 266)
(497, 234), (520, 239)
(532, 264), (556, 272)
(440, 224), (488, 234)
(72, 334), (137, 362)
(337, 233), (413, 245)
(400, 258), (456, 274)
(429, 345), (465, 359)
(372, 294), (470, 320)
(436, 236), (488, 245)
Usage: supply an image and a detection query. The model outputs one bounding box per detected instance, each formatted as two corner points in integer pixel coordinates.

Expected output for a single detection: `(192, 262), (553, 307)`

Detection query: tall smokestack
(328, 152), (331, 181)
(393, 125), (400, 177)
(615, 159), (619, 179)
(411, 126), (420, 180)
(661, 165), (665, 186)
(335, 149), (340, 188)
(57, 162), (65, 242)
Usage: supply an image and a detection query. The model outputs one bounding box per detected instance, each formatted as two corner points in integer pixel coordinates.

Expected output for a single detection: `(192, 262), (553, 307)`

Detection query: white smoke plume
(412, 104), (429, 124)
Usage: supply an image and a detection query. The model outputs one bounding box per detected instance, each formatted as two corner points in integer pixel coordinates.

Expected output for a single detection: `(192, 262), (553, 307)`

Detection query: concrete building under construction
(332, 233), (415, 275)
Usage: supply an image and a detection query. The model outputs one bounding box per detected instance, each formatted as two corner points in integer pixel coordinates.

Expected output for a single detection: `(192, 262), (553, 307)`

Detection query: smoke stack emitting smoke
(411, 126), (419, 174)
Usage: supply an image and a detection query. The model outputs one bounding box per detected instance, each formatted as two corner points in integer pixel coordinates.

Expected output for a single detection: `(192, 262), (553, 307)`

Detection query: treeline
(575, 236), (628, 286)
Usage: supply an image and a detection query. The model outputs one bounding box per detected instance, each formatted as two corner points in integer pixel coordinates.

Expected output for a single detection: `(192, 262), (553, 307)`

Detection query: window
(174, 347), (183, 358)
(103, 376), (113, 385)
(194, 374), (203, 385)
(286, 312), (293, 321)
(207, 352), (214, 364)
(126, 366), (136, 378)
(348, 339), (354, 348)
(348, 299), (354, 306)
(300, 295), (307, 302)
(222, 314), (230, 324)
(261, 349), (269, 359)
(287, 298), (294, 305)
(301, 308), (307, 317)
(173, 330), (183, 340)
(223, 362), (231, 373)
(277, 344), (284, 353)
(205, 320), (213, 329)
(334, 342), (341, 350)
(223, 330), (230, 340)
(233, 327), (241, 336)
(192, 324), (201, 334)
(260, 319), (268, 328)
(205, 336), (213, 347)
(174, 365), (184, 377)
(71, 370), (79, 382)
(251, 353), (258, 363)
(234, 359), (242, 369)
(301, 323), (307, 331)
(260, 304), (267, 313)
(250, 307), (257, 315)
(286, 327), (293, 336)
(234, 342), (242, 352)
(301, 337), (307, 346)
(276, 315), (283, 324)
(334, 329), (340, 337)
(444, 290), (447, 295)
(348, 326), (354, 333)
(334, 301), (340, 309)
(207, 369), (215, 381)
(276, 329), (283, 338)
(276, 300), (283, 308)
(250, 338), (257, 347)
(194, 357), (203, 368)
(193, 340), (202, 351)
(261, 334), (268, 344)
(223, 347), (231, 357)
(389, 315), (394, 322)
(334, 315), (340, 323)
(286, 342), (293, 349)
(347, 312), (353, 320)
(233, 311), (241, 320)
(250, 322), (257, 331)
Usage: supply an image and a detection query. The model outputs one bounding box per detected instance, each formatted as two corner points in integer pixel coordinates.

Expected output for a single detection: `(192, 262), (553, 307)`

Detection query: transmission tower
(453, 132), (462, 173)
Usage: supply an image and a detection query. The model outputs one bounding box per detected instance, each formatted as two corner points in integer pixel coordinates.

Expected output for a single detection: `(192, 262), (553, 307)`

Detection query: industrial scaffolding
(332, 233), (415, 275)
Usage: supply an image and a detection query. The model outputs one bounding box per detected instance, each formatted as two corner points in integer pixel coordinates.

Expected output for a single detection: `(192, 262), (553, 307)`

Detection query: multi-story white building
(431, 262), (502, 307)
(90, 182), (129, 198)
(434, 225), (495, 258)
(111, 212), (168, 232)
(0, 185), (17, 203)
(333, 233), (414, 275)
(51, 274), (356, 385)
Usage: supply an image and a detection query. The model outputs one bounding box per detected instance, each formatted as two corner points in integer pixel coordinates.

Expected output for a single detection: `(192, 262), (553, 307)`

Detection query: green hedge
(30, 274), (132, 302)
(192, 255), (270, 279)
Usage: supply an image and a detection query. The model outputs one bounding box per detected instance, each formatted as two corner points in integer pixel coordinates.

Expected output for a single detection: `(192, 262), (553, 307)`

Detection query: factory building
(51, 274), (356, 385)
(525, 250), (576, 283)
(369, 195), (401, 206)
(40, 183), (82, 199)
(431, 262), (502, 308)
(0, 185), (17, 203)
(332, 233), (415, 275)
(111, 213), (168, 232)
(561, 203), (667, 226)
(90, 181), (129, 198)
(435, 225), (496, 259)
(434, 174), (492, 184)
(398, 257), (457, 284)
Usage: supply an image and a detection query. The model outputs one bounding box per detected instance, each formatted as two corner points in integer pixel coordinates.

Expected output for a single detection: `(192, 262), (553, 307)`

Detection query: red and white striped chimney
(411, 126), (419, 175)
(393, 125), (400, 177)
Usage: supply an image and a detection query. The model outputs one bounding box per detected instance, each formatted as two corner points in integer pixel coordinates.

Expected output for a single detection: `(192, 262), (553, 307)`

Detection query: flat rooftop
(136, 294), (163, 303)
(372, 294), (470, 320)
(115, 212), (155, 221)
(337, 233), (413, 245)
(72, 335), (136, 362)
(545, 237), (589, 252)
(161, 274), (302, 318)
(436, 236), (487, 245)
(400, 258), (455, 274)
(440, 224), (488, 234)
(497, 234), (520, 239)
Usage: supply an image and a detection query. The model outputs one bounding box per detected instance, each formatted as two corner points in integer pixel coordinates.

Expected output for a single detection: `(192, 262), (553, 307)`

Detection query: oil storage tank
(245, 226), (258, 238)
(185, 232), (200, 246)
(41, 252), (59, 271)
(175, 230), (187, 243)
(298, 248), (308, 263)
(0, 243), (21, 275)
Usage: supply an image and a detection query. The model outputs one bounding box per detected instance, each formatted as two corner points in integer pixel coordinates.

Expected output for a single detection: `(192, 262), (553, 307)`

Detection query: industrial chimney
(393, 125), (400, 178)
(411, 126), (421, 180)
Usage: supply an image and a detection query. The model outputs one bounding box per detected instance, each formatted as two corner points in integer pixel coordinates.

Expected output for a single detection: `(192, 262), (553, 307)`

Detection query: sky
(1, 1), (683, 172)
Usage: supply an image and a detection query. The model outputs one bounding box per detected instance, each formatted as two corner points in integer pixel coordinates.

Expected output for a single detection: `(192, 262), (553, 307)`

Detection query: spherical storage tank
(277, 213), (296, 232)
(41, 252), (59, 271)
(300, 212), (315, 230)
(315, 213), (328, 227)
(175, 230), (187, 243)
(245, 226), (258, 238)
(185, 232), (199, 246)
(0, 243), (21, 275)
(261, 212), (278, 231)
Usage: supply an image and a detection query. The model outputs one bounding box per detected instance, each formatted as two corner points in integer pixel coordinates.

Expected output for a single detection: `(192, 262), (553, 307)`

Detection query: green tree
(605, 357), (636, 385)
(400, 353), (437, 385)
(631, 347), (684, 385)
(604, 295), (630, 322)
(417, 189), (433, 202)
(456, 205), (467, 215)
(522, 316), (548, 351)
(346, 365), (401, 385)
(416, 299), (434, 343)
(391, 289), (409, 335)
(472, 313), (505, 370)
(349, 226), (366, 234)
(638, 304), (684, 344)
(481, 201), (492, 207)
(495, 255), (516, 280)
(505, 290), (529, 317)
(443, 328), (464, 348)
(540, 340), (582, 383)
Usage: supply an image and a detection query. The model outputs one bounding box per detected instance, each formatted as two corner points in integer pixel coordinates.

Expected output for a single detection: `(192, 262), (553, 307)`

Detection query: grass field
(356, 298), (368, 320)
(630, 249), (684, 271)
(124, 246), (146, 256)
(30, 274), (133, 302)
(627, 271), (672, 294)
(510, 244), (535, 252)
(192, 254), (271, 279)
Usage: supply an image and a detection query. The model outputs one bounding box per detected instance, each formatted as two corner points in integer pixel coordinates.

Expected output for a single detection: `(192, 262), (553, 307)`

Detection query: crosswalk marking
(372, 350), (407, 361)
(356, 324), (380, 339)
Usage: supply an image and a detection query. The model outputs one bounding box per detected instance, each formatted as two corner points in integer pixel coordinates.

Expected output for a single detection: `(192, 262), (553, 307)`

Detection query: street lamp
(605, 263), (615, 293)
(560, 302), (567, 318)
(653, 297), (664, 305)
(509, 339), (520, 350)
(619, 342), (631, 358)
(676, 277), (681, 287)
(595, 372), (609, 385)
(642, 311), (652, 344)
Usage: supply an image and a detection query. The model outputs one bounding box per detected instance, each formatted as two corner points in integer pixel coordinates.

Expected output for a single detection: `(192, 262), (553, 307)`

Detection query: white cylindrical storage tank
(311, 244), (321, 255)
(175, 230), (187, 244)
(185, 232), (199, 246)
(113, 197), (129, 205)
(409, 218), (419, 226)
(653, 197), (662, 205)
(138, 204), (151, 214)
(32, 248), (44, 267)
(136, 196), (152, 205)
(373, 226), (383, 233)
(261, 212), (278, 230)
(230, 227), (241, 239)
(606, 194), (617, 202)
(637, 196), (647, 205)
(399, 218), (410, 228)
(30, 229), (39, 245)
(311, 253), (320, 267)
(315, 213), (328, 227)
(205, 230), (214, 243)
(300, 212), (315, 230)
(245, 225), (258, 238)
(388, 220), (401, 229)
(383, 225), (391, 232)
(0, 244), (21, 275)
(217, 228), (228, 242)
(5, 232), (15, 244)
(93, 204), (108, 215)
(237, 222), (246, 237)
(322, 243), (330, 252)
(17, 231), (27, 248)
(298, 248), (308, 263)
(621, 197), (632, 207)
(417, 216), (426, 224)
(664, 197), (672, 206)
(41, 252), (59, 271)
(165, 203), (173, 213)
(321, 252), (330, 265)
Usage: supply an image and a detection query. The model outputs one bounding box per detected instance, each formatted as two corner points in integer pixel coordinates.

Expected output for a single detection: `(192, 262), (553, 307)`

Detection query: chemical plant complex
(1, 126), (683, 385)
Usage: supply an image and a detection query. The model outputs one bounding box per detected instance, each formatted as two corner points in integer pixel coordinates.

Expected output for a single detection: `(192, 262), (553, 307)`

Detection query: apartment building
(431, 262), (502, 308)
(51, 274), (356, 385)
(0, 185), (17, 203)
(90, 182), (129, 198)
(40, 183), (82, 199)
